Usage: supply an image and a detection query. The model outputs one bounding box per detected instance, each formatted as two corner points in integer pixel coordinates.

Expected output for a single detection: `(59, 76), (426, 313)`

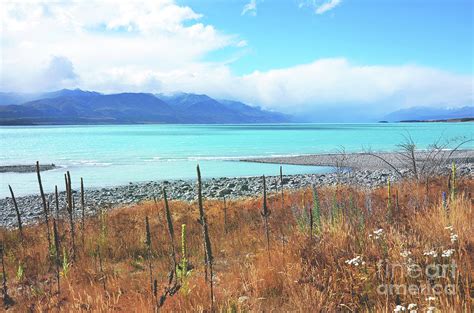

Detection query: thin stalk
(8, 185), (23, 241)
(261, 175), (271, 260)
(36, 161), (52, 250)
(145, 216), (153, 295)
(196, 165), (214, 310)
(52, 218), (61, 294)
(162, 189), (177, 278)
(81, 178), (85, 247)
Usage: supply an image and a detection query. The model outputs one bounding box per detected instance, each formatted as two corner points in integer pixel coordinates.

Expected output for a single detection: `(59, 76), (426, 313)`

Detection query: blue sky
(188, 0), (473, 75)
(1, 0), (472, 119)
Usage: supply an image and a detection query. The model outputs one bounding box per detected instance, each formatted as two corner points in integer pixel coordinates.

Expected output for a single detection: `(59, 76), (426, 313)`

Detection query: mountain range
(383, 106), (473, 122)
(0, 89), (290, 125)
(0, 89), (472, 124)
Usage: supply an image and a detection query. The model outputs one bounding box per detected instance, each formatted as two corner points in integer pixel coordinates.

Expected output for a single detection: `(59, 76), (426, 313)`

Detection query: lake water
(0, 123), (472, 197)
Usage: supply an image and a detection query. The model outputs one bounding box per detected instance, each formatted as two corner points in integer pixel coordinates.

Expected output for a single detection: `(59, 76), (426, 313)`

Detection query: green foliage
(176, 224), (192, 295)
(450, 162), (456, 202)
(61, 247), (70, 278)
(312, 186), (321, 232)
(16, 262), (24, 282)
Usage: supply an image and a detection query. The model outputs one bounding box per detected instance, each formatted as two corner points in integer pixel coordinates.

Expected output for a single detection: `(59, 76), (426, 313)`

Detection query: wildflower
(369, 228), (384, 239)
(426, 306), (436, 313)
(425, 296), (436, 302)
(441, 249), (455, 258)
(345, 255), (365, 266)
(408, 303), (417, 312)
(394, 304), (406, 312)
(423, 250), (437, 258)
(450, 233), (458, 243)
(400, 250), (411, 258)
(444, 225), (453, 231)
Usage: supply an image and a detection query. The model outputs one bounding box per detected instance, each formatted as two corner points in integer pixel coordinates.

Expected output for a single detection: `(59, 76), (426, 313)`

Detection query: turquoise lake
(1, 123), (472, 198)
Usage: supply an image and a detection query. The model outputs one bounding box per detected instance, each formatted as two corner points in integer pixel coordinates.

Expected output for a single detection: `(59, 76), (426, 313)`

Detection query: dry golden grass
(1, 175), (473, 312)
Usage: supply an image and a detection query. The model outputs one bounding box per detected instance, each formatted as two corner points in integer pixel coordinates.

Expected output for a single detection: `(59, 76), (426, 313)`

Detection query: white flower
(444, 225), (453, 231)
(408, 303), (417, 310)
(345, 255), (365, 266)
(423, 250), (438, 258)
(369, 228), (384, 239)
(441, 249), (455, 258)
(400, 250), (411, 258)
(394, 304), (406, 312)
(426, 306), (436, 313)
(425, 296), (436, 301)
(450, 233), (458, 243)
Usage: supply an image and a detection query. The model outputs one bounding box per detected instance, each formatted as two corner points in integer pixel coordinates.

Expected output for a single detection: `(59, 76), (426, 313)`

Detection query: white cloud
(1, 0), (239, 91)
(315, 0), (342, 14)
(241, 0), (257, 16)
(1, 1), (472, 118)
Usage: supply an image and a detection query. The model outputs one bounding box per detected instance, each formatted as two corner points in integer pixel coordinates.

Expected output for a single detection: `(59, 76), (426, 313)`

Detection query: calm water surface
(0, 123), (472, 197)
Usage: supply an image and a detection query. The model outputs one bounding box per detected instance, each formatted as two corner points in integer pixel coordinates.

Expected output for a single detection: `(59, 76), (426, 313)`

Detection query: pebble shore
(1, 152), (472, 227)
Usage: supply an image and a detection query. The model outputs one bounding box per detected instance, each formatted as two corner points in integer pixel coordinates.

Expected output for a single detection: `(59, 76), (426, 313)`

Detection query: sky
(1, 0), (473, 120)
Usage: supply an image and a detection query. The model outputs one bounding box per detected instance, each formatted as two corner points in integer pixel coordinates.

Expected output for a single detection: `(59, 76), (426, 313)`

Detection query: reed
(52, 217), (61, 294)
(81, 177), (85, 247)
(280, 165), (284, 211)
(157, 189), (181, 307)
(145, 216), (153, 295)
(223, 195), (228, 234)
(450, 161), (456, 202)
(8, 185), (23, 241)
(65, 172), (76, 261)
(0, 244), (13, 308)
(261, 175), (271, 259)
(312, 185), (321, 233)
(36, 161), (52, 250)
(196, 165), (214, 310)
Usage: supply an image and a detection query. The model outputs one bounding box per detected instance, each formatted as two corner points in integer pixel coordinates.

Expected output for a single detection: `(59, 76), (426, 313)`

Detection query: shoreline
(0, 164), (57, 173)
(1, 150), (472, 227)
(1, 163), (472, 228)
(240, 149), (474, 169)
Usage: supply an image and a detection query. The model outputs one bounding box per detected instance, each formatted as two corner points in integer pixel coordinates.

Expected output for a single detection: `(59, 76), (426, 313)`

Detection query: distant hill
(0, 89), (291, 125)
(383, 106), (474, 122)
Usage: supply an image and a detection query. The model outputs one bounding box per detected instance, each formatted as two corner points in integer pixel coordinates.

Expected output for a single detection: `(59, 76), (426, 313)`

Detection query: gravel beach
(1, 150), (472, 227)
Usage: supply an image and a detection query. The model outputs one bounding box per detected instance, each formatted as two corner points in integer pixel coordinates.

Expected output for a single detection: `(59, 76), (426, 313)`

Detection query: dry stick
(65, 172), (76, 262)
(261, 175), (271, 260)
(1, 244), (14, 308)
(97, 245), (106, 291)
(162, 189), (177, 277)
(80, 178), (85, 247)
(36, 161), (52, 250)
(52, 217), (61, 295)
(280, 165), (284, 211)
(145, 216), (154, 295)
(158, 190), (181, 308)
(8, 185), (23, 241)
(196, 165), (214, 311)
(54, 186), (60, 220)
(223, 195), (228, 234)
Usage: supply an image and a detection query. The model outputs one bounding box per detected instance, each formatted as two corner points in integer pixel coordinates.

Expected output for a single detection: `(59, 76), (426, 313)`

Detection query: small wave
(69, 160), (113, 167)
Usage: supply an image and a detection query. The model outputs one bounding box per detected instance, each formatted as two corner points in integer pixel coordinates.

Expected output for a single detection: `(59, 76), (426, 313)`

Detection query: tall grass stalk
(162, 189), (177, 278)
(1, 244), (13, 308)
(261, 175), (271, 259)
(80, 177), (85, 247)
(52, 217), (61, 294)
(145, 216), (154, 295)
(450, 162), (456, 202)
(36, 161), (52, 251)
(65, 172), (76, 261)
(8, 185), (23, 241)
(196, 165), (214, 310)
(312, 185), (321, 233)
